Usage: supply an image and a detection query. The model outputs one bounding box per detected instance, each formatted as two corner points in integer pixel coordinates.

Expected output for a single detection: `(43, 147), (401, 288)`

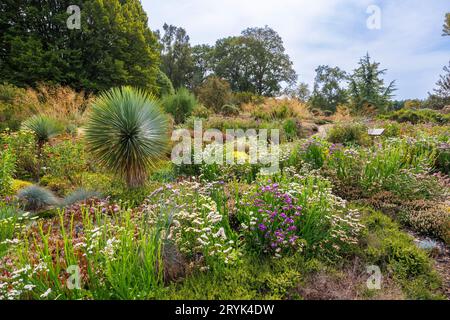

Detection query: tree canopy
(348, 53), (396, 112)
(310, 65), (348, 113)
(0, 0), (160, 93)
(212, 26), (297, 96)
(156, 23), (195, 89)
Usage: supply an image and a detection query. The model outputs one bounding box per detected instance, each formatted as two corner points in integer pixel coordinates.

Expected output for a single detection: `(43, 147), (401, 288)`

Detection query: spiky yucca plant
(22, 115), (63, 145)
(85, 87), (169, 188)
(22, 115), (62, 181)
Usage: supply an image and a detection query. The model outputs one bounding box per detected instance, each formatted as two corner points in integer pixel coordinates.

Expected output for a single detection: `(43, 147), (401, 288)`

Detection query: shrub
(85, 87), (169, 187)
(196, 76), (232, 113)
(379, 108), (450, 125)
(299, 139), (328, 169)
(436, 142), (450, 174)
(221, 104), (240, 116)
(361, 209), (443, 299)
(162, 88), (197, 124)
(0, 130), (37, 180)
(43, 139), (87, 186)
(406, 204), (450, 243)
(0, 147), (15, 196)
(283, 118), (298, 142)
(156, 70), (175, 97)
(232, 92), (264, 106)
(327, 122), (371, 146)
(11, 179), (32, 194)
(17, 185), (59, 211)
(191, 104), (211, 119)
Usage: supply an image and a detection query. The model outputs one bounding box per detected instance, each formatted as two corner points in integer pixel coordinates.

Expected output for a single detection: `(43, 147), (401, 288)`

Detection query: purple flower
(258, 223), (267, 231)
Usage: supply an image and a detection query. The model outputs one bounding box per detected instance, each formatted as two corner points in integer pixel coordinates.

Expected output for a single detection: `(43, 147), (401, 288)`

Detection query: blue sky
(142, 0), (450, 100)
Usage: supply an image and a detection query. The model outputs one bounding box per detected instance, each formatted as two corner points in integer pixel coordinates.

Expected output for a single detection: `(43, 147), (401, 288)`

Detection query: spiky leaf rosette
(85, 87), (169, 187)
(22, 115), (62, 144)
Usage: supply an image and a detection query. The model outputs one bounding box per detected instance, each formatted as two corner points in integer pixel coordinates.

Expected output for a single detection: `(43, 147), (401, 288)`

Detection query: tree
(443, 13), (450, 36)
(196, 76), (232, 112)
(157, 23), (194, 89)
(191, 44), (214, 89)
(85, 87), (169, 187)
(348, 53), (396, 113)
(310, 65), (348, 113)
(284, 82), (311, 103)
(213, 26), (297, 96)
(434, 61), (450, 99)
(156, 69), (175, 97)
(0, 0), (160, 93)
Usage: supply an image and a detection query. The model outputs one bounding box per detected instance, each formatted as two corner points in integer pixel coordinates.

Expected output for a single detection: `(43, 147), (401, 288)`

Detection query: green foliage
(327, 122), (371, 146)
(157, 24), (194, 89)
(85, 86), (169, 188)
(17, 185), (59, 212)
(163, 254), (304, 299)
(221, 104), (240, 116)
(361, 209), (443, 299)
(0, 130), (37, 180)
(433, 61), (450, 100)
(213, 26), (297, 96)
(283, 118), (298, 142)
(43, 139), (87, 187)
(0, 0), (160, 93)
(162, 88), (197, 124)
(348, 53), (396, 113)
(299, 139), (329, 169)
(379, 108), (450, 124)
(0, 147), (15, 196)
(191, 104), (211, 119)
(5, 208), (167, 300)
(310, 65), (348, 113)
(0, 83), (29, 131)
(22, 115), (63, 144)
(196, 76), (232, 113)
(156, 70), (175, 97)
(443, 12), (450, 36)
(232, 92), (265, 106)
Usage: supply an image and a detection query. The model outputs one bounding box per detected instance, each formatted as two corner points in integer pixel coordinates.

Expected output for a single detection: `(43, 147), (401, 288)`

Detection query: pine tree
(348, 53), (396, 112)
(434, 61), (450, 99)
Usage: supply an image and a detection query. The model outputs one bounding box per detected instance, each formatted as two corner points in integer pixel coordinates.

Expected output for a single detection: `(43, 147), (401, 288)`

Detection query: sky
(142, 0), (450, 100)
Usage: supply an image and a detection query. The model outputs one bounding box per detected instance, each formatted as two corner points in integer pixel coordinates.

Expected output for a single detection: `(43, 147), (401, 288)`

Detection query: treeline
(0, 1), (449, 113)
(0, 0), (160, 92)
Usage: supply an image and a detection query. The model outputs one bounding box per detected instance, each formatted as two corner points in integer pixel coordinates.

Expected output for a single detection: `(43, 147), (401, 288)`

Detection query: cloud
(142, 0), (450, 99)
